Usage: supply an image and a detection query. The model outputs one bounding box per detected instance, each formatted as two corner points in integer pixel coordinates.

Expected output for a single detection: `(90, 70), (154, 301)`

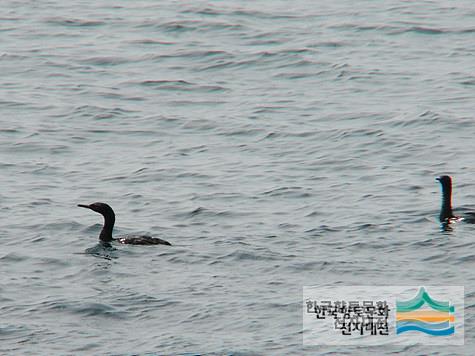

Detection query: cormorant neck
(99, 214), (115, 242)
(440, 183), (454, 222)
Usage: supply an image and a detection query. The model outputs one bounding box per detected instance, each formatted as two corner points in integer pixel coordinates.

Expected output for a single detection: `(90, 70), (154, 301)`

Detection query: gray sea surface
(1, 1), (475, 355)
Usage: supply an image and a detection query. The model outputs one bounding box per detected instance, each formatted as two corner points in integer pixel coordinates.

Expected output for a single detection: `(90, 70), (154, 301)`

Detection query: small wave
(392, 26), (446, 35)
(219, 249), (281, 262)
(231, 9), (304, 20)
(287, 261), (325, 271)
(259, 130), (318, 140)
(0, 253), (28, 262)
(128, 39), (175, 45)
(0, 127), (20, 133)
(217, 127), (264, 137)
(182, 119), (217, 131)
(73, 302), (126, 318)
(79, 56), (130, 66)
(262, 186), (312, 198)
(0, 53), (28, 60)
(140, 79), (193, 87)
(454, 254), (475, 264)
(328, 23), (398, 32)
(305, 225), (341, 235)
(127, 79), (229, 93)
(137, 19), (243, 33)
(84, 243), (118, 260)
(0, 324), (31, 342)
(460, 78), (475, 86)
(184, 207), (232, 219)
(311, 41), (346, 48)
(197, 58), (258, 72)
(44, 17), (105, 27)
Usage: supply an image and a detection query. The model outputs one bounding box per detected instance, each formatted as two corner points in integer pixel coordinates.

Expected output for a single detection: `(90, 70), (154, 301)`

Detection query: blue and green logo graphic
(396, 287), (455, 336)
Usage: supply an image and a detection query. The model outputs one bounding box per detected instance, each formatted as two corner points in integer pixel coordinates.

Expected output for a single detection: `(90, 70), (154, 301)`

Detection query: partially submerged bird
(436, 175), (475, 227)
(436, 175), (458, 223)
(78, 202), (171, 246)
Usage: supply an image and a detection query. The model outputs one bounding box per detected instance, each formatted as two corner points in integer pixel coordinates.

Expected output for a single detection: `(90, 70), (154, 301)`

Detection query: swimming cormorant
(78, 202), (172, 245)
(436, 175), (475, 226)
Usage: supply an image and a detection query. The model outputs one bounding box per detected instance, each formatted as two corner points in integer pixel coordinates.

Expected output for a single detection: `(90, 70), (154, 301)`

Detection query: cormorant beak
(78, 204), (92, 209)
(435, 177), (441, 182)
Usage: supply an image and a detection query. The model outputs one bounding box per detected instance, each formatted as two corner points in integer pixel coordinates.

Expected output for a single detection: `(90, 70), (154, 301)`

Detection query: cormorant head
(78, 202), (115, 219)
(436, 175), (452, 187)
(78, 202), (116, 241)
(436, 176), (452, 195)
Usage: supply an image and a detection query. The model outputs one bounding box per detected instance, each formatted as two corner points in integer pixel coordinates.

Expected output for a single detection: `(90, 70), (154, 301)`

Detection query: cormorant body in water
(436, 175), (475, 226)
(78, 202), (171, 246)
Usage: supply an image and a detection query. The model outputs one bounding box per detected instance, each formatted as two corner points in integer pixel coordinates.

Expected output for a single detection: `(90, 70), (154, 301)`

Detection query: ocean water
(1, 0), (475, 354)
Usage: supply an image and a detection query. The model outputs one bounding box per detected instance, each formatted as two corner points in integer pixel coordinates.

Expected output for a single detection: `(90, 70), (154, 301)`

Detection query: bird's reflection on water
(84, 242), (118, 260)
